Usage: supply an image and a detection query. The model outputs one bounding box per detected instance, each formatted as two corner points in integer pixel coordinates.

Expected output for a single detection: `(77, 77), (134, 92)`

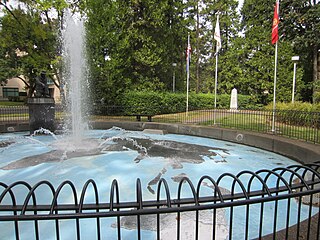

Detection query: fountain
(0, 128), (317, 239)
(62, 11), (88, 140)
(0, 10), (319, 240)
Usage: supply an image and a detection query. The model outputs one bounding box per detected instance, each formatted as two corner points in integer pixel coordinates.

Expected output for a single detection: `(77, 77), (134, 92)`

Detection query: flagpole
(213, 13), (220, 125)
(271, 0), (279, 133)
(272, 42), (278, 133)
(214, 48), (218, 125)
(186, 33), (190, 117)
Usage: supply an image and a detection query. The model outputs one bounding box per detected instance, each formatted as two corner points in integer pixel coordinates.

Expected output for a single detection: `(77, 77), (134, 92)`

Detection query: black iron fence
(0, 106), (29, 123)
(0, 162), (320, 239)
(1, 105), (319, 143)
(91, 106), (320, 144)
(1, 106), (320, 239)
(0, 105), (65, 123)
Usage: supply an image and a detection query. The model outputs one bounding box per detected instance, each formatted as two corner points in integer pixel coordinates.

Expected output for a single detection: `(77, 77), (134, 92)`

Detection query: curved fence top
(1, 162), (320, 221)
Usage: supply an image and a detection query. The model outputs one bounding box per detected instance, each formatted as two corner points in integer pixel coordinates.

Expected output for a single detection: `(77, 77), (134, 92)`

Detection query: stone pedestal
(230, 88), (238, 111)
(28, 98), (55, 133)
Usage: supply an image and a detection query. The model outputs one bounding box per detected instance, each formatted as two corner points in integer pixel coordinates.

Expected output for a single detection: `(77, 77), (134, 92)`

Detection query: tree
(194, 0), (241, 94)
(239, 0), (301, 103)
(281, 0), (320, 102)
(0, 0), (68, 98)
(85, 0), (186, 104)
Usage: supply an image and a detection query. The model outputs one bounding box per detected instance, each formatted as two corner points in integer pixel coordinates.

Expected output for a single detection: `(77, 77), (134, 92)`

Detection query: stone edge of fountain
(1, 121), (319, 165)
(90, 121), (320, 166)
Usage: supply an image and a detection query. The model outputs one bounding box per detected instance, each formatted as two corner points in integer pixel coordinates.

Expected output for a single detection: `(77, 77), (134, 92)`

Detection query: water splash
(98, 126), (126, 140)
(62, 11), (88, 140)
(98, 128), (148, 154)
(24, 137), (49, 147)
(98, 135), (148, 155)
(32, 127), (58, 140)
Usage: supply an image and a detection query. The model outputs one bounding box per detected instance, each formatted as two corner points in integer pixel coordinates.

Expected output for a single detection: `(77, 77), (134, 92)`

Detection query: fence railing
(1, 105), (320, 239)
(0, 105), (65, 123)
(1, 105), (319, 144)
(91, 106), (320, 144)
(0, 106), (29, 123)
(1, 162), (320, 240)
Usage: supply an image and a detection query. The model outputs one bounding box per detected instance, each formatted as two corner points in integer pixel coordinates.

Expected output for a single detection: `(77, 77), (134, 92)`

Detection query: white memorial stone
(230, 88), (238, 111)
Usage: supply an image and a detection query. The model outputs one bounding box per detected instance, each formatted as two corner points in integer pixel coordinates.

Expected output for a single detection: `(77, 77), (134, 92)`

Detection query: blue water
(0, 129), (316, 239)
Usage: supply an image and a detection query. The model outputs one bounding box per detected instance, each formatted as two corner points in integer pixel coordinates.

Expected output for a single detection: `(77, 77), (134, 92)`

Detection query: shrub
(265, 101), (320, 112)
(265, 102), (320, 128)
(119, 91), (255, 115)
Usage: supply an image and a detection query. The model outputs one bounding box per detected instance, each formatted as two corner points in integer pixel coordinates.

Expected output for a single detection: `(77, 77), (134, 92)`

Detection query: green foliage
(84, 0), (318, 106)
(120, 91), (169, 115)
(265, 101), (320, 112)
(0, 2), (62, 93)
(1, 0), (318, 107)
(0, 101), (24, 106)
(313, 91), (320, 104)
(118, 90), (255, 115)
(239, 0), (305, 104)
(265, 101), (320, 128)
(281, 0), (320, 102)
(85, 0), (186, 104)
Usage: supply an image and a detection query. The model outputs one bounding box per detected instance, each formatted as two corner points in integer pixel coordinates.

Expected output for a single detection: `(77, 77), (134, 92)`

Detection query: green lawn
(1, 107), (319, 144)
(216, 113), (270, 131)
(0, 101), (25, 106)
(202, 111), (319, 143)
(153, 110), (319, 143)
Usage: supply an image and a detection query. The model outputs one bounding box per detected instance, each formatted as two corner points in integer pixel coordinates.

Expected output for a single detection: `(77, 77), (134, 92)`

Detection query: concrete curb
(91, 121), (320, 165)
(1, 120), (319, 164)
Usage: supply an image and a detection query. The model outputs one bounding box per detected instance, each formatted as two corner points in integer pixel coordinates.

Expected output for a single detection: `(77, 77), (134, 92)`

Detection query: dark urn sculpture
(28, 71), (55, 133)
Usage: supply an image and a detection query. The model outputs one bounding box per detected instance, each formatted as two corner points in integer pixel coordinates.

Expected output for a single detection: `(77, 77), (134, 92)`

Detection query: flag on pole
(186, 34), (191, 115)
(186, 36), (191, 72)
(271, 0), (280, 132)
(271, 0), (279, 44)
(213, 13), (221, 125)
(214, 15), (221, 52)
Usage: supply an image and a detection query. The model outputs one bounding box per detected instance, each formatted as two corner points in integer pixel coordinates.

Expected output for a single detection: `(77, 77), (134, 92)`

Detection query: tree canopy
(0, 0), (319, 104)
(0, 0), (67, 96)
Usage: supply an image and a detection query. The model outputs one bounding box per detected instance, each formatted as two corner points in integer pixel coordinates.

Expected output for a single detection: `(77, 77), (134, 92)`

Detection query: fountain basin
(0, 123), (319, 239)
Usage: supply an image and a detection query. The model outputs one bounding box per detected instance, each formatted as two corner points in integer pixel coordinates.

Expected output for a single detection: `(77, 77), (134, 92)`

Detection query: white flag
(214, 16), (221, 52)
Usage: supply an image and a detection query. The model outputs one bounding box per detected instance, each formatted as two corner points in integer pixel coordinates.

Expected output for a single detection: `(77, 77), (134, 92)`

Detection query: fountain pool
(0, 127), (316, 240)
(1, 6), (317, 240)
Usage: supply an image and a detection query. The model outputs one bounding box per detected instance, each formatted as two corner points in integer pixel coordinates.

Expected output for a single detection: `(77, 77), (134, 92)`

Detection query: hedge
(265, 102), (320, 128)
(119, 91), (255, 115)
(265, 102), (320, 112)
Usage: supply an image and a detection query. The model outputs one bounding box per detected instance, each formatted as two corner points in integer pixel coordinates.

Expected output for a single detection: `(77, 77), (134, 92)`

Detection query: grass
(214, 112), (270, 131)
(201, 111), (319, 143)
(278, 124), (320, 143)
(1, 107), (319, 144)
(0, 101), (25, 106)
(128, 110), (319, 144)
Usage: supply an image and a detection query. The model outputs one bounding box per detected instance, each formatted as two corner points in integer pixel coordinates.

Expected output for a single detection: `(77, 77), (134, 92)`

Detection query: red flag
(271, 0), (279, 44)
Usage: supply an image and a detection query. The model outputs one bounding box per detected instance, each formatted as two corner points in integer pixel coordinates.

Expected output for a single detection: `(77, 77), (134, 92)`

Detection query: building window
(49, 88), (54, 97)
(3, 88), (19, 97)
(47, 78), (54, 85)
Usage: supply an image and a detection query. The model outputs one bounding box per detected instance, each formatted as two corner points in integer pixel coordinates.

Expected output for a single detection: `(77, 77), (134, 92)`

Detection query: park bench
(133, 114), (153, 122)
